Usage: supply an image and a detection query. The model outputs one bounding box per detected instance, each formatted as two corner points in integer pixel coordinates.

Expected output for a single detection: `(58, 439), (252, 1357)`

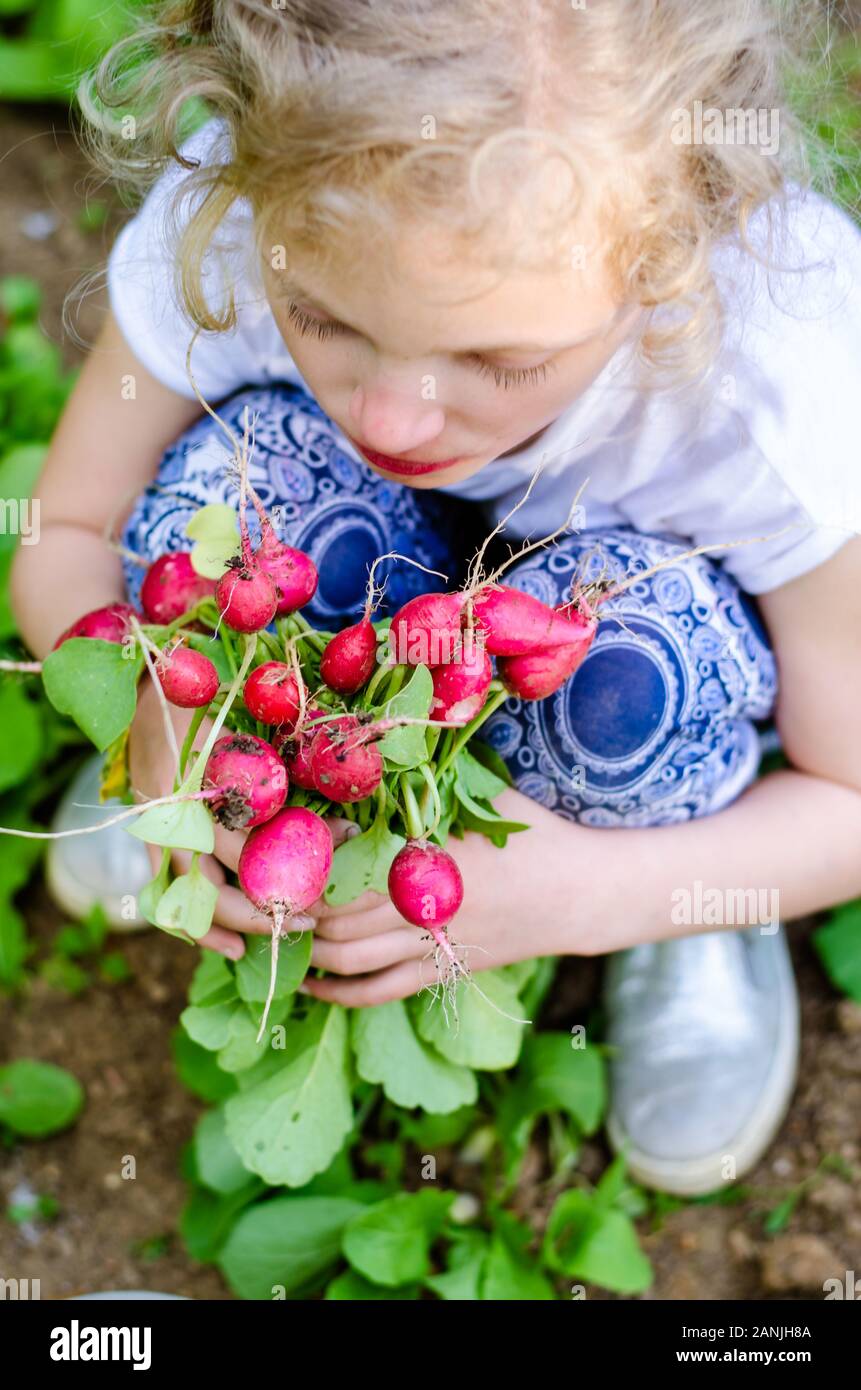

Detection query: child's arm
(10, 308), (203, 658)
(10, 311), (268, 954)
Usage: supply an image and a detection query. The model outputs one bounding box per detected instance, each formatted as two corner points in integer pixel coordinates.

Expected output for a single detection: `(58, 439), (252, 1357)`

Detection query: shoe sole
(605, 938), (801, 1197)
(45, 854), (150, 934)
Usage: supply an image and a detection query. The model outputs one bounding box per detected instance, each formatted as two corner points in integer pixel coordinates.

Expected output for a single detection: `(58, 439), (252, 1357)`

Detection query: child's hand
(128, 679), (271, 959)
(302, 789), (580, 1005)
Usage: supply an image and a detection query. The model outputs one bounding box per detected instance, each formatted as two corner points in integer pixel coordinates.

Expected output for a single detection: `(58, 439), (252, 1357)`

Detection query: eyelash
(285, 300), (553, 390)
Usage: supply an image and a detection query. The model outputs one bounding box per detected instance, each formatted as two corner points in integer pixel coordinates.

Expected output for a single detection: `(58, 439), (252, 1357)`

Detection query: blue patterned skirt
(122, 383), (777, 826)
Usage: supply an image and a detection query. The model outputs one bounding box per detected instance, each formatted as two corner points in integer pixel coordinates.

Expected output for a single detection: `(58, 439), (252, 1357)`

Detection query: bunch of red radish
(46, 466), (603, 1033)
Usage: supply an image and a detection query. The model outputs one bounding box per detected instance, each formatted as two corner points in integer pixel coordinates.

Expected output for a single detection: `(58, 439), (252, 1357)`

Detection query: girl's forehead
(264, 215), (621, 353)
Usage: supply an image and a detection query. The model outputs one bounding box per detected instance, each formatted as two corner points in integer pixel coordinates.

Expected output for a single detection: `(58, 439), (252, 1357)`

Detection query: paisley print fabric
(122, 383), (777, 826)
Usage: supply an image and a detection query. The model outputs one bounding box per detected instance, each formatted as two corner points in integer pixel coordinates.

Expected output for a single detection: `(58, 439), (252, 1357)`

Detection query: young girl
(12, 0), (861, 1197)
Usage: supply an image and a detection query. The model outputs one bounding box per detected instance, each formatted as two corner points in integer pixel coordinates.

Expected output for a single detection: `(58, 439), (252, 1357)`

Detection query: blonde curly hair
(74, 0), (851, 386)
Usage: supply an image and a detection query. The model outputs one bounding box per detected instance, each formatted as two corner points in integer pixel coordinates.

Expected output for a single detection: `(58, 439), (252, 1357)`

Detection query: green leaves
(813, 900), (861, 1002)
(185, 503), (238, 579)
(0, 679), (40, 792)
(543, 1176), (653, 1294)
(411, 968), (528, 1070)
(482, 1229), (557, 1300)
(352, 1000), (478, 1113)
(235, 930), (312, 1003)
(193, 1106), (252, 1196)
(0, 1058), (84, 1137)
(375, 665), (434, 769)
(154, 859), (219, 939)
(447, 746), (529, 846)
(224, 1004), (354, 1187)
(324, 817), (405, 905)
(0, 828), (43, 990)
(42, 637), (142, 751)
(342, 1190), (452, 1287)
(497, 1032), (606, 1180)
(219, 1195), (364, 1300)
(128, 798), (215, 854)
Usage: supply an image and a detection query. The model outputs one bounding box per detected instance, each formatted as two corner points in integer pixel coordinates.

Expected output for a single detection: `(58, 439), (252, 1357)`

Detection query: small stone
(678, 1231), (699, 1252)
(449, 1193), (481, 1225)
(772, 1156), (793, 1177)
(102, 1172), (122, 1191)
(807, 1176), (854, 1214)
(836, 999), (861, 1035)
(760, 1234), (842, 1293)
(728, 1227), (757, 1262)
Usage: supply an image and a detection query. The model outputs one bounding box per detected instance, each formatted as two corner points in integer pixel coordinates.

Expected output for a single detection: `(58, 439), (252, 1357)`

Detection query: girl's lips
(348, 438), (461, 478)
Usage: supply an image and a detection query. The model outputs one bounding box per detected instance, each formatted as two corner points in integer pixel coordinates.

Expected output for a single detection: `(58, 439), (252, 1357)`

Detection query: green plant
(0, 1057), (84, 1138)
(0, 278), (87, 990)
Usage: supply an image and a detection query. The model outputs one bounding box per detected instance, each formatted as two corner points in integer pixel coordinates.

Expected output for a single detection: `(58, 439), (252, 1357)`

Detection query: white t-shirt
(107, 116), (861, 595)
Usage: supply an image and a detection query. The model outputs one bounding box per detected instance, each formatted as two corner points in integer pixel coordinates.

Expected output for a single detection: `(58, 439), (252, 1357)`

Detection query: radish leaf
(352, 1001), (477, 1113)
(127, 798), (215, 854)
(224, 1003), (353, 1187)
(324, 818), (405, 905)
(341, 1190), (452, 1287)
(42, 637), (142, 751)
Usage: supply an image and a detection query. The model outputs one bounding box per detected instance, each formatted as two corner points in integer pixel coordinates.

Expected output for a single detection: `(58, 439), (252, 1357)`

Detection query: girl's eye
(468, 357), (553, 390)
(286, 300), (349, 341)
(285, 299), (553, 390)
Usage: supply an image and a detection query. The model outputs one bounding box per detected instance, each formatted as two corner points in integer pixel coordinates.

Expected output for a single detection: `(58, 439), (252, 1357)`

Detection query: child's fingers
(300, 959), (426, 1007)
(312, 887), (389, 920)
(210, 882), (272, 935)
(196, 926), (247, 959)
(169, 848), (226, 885)
(327, 816), (363, 850)
(313, 900), (406, 941)
(211, 821), (246, 873)
(309, 927), (425, 976)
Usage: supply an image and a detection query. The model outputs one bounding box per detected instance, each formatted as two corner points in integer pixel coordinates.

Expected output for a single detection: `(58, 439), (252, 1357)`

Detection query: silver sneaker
(603, 926), (800, 1195)
(45, 752), (153, 931)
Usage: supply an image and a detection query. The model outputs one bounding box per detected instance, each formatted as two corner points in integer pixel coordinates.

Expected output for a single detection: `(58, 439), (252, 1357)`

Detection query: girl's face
(260, 222), (639, 489)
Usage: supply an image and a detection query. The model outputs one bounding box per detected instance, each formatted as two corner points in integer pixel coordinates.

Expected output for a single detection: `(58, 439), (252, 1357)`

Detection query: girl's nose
(348, 383), (445, 456)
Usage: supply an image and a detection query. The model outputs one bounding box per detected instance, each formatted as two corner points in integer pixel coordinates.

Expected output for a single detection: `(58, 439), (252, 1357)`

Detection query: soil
(2, 883), (859, 1302)
(1, 101), (860, 1304)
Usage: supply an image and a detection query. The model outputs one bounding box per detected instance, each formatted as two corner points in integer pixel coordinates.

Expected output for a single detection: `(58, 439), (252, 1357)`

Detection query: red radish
(215, 556), (278, 634)
(238, 805), (334, 1040)
(238, 805), (333, 917)
(389, 591), (465, 667)
(244, 482), (318, 615)
(388, 839), (465, 980)
(309, 715), (383, 803)
(320, 618), (378, 694)
(430, 637), (492, 724)
(254, 528), (319, 616)
(471, 584), (593, 656)
(52, 602), (138, 650)
(273, 701), (328, 789)
(140, 551), (216, 624)
(204, 733), (288, 830)
(388, 840), (464, 929)
(157, 645), (219, 708)
(275, 730), (319, 791)
(497, 608), (597, 699)
(244, 662), (302, 727)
